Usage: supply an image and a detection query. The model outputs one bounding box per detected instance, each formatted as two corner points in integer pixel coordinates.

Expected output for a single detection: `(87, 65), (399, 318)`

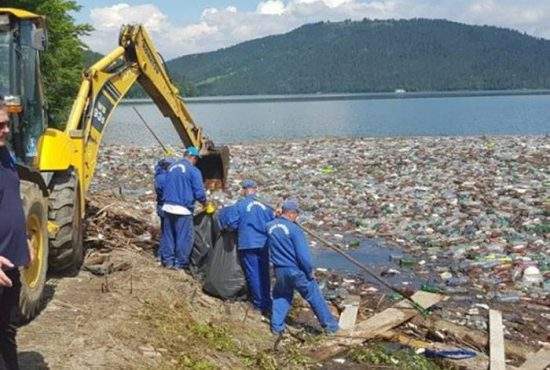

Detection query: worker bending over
(266, 199), (339, 335)
(160, 147), (206, 269)
(228, 180), (274, 313)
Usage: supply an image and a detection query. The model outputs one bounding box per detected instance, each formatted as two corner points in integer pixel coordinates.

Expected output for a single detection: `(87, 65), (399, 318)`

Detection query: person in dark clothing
(0, 99), (32, 370)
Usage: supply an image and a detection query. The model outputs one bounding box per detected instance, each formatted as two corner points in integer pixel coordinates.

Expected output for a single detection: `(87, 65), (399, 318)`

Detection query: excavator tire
(19, 180), (49, 322)
(48, 171), (84, 274)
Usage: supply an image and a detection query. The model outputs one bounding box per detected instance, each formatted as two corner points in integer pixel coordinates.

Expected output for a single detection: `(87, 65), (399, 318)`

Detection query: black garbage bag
(189, 212), (219, 275)
(202, 230), (247, 300)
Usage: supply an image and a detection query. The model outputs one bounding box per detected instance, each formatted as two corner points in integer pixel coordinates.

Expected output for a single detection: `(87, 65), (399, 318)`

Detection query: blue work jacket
(222, 195), (274, 250)
(162, 158), (206, 212)
(154, 158), (175, 215)
(217, 204), (239, 231)
(0, 148), (29, 267)
(266, 217), (313, 278)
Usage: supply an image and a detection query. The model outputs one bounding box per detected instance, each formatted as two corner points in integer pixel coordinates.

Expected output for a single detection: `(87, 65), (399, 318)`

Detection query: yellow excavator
(0, 8), (229, 320)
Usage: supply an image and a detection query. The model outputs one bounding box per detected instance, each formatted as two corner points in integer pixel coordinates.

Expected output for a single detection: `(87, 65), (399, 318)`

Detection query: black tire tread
(48, 172), (83, 272)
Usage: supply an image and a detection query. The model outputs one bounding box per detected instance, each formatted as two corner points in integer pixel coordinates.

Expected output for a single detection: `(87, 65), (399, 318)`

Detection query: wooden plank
(310, 291), (445, 360)
(351, 291), (445, 338)
(338, 295), (360, 331)
(489, 309), (506, 370)
(518, 348), (550, 370)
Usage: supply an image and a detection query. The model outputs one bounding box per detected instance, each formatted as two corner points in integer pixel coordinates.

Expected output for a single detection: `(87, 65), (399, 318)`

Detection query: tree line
(167, 18), (550, 96)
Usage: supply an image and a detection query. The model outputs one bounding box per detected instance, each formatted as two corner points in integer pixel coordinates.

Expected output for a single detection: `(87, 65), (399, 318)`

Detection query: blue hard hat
(282, 199), (300, 213)
(242, 179), (257, 189)
(185, 146), (201, 157)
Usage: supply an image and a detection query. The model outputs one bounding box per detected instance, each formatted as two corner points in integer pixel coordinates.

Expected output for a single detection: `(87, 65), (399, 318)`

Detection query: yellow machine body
(1, 8), (228, 320)
(37, 25), (228, 216)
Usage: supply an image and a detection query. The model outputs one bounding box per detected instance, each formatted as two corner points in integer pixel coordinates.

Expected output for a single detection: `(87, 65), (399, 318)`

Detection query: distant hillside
(83, 49), (103, 68)
(167, 18), (550, 96)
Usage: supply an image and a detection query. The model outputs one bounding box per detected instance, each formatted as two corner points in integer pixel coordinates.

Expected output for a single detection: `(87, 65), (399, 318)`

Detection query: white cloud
(83, 1), (550, 59)
(294, 0), (354, 8)
(89, 3), (166, 31)
(257, 1), (286, 15)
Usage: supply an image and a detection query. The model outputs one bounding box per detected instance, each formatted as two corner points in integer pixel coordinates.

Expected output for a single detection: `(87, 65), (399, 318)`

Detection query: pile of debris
(81, 195), (545, 369)
(88, 136), (548, 357)
(230, 136), (547, 286)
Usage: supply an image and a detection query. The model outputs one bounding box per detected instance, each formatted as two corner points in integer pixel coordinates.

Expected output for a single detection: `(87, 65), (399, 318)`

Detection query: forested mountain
(83, 49), (103, 68)
(166, 18), (550, 96)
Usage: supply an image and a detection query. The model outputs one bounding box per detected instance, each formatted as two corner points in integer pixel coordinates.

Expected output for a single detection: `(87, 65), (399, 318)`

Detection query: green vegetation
(348, 343), (446, 370)
(5, 0), (92, 123)
(167, 18), (550, 96)
(133, 293), (314, 369)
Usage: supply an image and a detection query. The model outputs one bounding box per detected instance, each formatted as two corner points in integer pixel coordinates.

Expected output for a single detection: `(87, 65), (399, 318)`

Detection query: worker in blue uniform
(266, 199), (339, 335)
(226, 180), (274, 313)
(0, 99), (32, 370)
(153, 158), (175, 261)
(160, 147), (206, 269)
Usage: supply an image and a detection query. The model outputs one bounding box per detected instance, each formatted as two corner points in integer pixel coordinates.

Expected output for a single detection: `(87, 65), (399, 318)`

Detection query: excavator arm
(37, 25), (229, 202)
(1, 10), (230, 319)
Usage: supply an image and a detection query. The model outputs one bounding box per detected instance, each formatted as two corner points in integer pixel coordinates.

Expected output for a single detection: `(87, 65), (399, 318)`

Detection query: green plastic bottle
(421, 284), (441, 293)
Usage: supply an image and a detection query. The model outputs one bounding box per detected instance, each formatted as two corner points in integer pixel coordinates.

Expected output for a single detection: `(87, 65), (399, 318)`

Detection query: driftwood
(517, 348), (550, 370)
(489, 309), (506, 370)
(338, 295), (360, 331)
(310, 291), (446, 361)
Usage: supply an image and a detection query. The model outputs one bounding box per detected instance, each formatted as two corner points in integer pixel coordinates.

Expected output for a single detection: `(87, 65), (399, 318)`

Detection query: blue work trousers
(239, 247), (271, 311)
(271, 267), (339, 334)
(160, 213), (193, 268)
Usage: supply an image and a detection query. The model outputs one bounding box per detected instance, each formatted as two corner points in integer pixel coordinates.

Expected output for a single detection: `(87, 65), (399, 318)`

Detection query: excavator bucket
(196, 145), (230, 191)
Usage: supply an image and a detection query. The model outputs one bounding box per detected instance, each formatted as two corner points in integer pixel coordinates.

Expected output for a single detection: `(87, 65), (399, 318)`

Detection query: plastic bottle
(421, 284), (442, 293)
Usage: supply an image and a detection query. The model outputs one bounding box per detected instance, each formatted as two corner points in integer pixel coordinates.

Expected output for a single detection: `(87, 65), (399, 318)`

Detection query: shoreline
(103, 133), (550, 149)
(121, 89), (550, 105)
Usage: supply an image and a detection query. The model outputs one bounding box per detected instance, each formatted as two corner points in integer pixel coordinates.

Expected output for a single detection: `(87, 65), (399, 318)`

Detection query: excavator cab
(0, 8), (47, 165)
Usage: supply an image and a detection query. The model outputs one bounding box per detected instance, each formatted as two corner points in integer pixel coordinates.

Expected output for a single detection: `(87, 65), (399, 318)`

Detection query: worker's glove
(163, 148), (175, 157)
(204, 201), (217, 215)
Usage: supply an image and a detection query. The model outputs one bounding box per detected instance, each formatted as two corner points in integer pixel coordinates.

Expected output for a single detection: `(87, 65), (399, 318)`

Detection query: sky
(76, 0), (550, 59)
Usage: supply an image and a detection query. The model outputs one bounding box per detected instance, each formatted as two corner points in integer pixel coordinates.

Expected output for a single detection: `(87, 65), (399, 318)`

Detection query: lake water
(105, 93), (550, 145)
(311, 239), (426, 290)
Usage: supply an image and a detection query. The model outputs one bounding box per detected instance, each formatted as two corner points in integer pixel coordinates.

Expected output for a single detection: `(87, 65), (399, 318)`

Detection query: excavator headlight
(5, 95), (23, 114)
